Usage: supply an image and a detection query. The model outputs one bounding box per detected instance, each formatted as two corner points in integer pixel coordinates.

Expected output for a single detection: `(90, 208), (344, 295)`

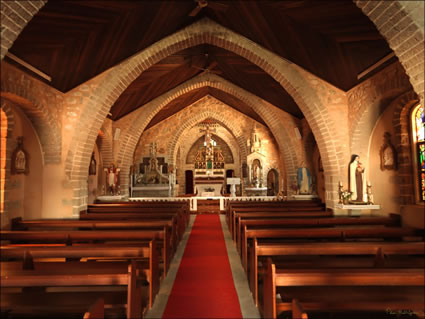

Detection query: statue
(297, 162), (312, 194)
(349, 154), (366, 203)
(105, 163), (120, 195)
(11, 136), (29, 175)
(200, 125), (216, 147)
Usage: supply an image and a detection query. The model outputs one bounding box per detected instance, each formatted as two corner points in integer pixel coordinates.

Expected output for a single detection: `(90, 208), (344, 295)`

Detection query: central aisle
(162, 214), (243, 318)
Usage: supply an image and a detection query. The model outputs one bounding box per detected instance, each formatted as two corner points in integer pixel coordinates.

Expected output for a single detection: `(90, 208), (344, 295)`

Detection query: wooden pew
(263, 259), (425, 319)
(230, 208), (330, 239)
(84, 206), (187, 237)
(250, 240), (425, 306)
(88, 202), (190, 227)
(1, 241), (159, 308)
(1, 260), (145, 319)
(241, 226), (424, 272)
(226, 200), (324, 228)
(11, 217), (179, 256)
(236, 214), (400, 255)
(0, 228), (171, 276)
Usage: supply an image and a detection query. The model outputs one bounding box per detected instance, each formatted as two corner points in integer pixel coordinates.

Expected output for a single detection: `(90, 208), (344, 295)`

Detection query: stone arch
(0, 90), (61, 165)
(64, 18), (341, 212)
(354, 0), (424, 102)
(116, 75), (299, 198)
(391, 90), (420, 204)
(0, 1), (46, 61)
(350, 87), (414, 164)
(0, 103), (15, 214)
(97, 128), (113, 169)
(168, 109), (247, 167)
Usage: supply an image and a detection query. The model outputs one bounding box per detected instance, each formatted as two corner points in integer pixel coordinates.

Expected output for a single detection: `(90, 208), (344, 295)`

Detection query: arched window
(412, 104), (424, 202)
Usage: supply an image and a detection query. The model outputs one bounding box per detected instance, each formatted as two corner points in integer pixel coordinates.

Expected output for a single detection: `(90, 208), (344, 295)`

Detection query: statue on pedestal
(297, 162), (312, 194)
(105, 163), (120, 195)
(349, 154), (366, 203)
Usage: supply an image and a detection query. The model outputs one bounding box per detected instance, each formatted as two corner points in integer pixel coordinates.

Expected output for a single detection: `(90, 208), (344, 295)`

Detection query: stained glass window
(414, 104), (425, 201)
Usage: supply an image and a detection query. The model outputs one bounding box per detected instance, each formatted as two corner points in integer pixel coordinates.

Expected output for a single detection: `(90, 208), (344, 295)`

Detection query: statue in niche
(349, 154), (366, 203)
(251, 159), (262, 187)
(105, 163), (120, 195)
(297, 161), (312, 194)
(89, 152), (96, 175)
(11, 136), (29, 175)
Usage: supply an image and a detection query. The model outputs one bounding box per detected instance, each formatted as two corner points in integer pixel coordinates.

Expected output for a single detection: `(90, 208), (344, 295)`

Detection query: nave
(2, 199), (424, 319)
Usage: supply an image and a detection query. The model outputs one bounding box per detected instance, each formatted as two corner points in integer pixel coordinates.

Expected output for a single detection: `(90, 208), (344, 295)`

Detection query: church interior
(1, 1), (424, 318)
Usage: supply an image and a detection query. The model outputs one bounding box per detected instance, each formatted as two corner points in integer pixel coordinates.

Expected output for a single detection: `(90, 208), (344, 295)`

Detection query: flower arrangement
(341, 190), (352, 200)
(340, 189), (353, 204)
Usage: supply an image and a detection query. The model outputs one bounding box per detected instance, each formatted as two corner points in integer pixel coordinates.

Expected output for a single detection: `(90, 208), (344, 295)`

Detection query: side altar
(130, 142), (176, 197)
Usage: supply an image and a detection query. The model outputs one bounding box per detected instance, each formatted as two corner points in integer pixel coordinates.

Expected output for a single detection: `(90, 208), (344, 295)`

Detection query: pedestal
(96, 195), (127, 202)
(335, 203), (381, 216)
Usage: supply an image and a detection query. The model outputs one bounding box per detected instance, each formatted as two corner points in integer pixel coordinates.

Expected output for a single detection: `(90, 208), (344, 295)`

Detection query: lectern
(227, 177), (240, 197)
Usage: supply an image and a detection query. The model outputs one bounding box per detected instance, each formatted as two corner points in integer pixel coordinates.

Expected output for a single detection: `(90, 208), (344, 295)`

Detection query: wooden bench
(226, 200), (324, 228)
(241, 226), (424, 272)
(250, 240), (425, 306)
(11, 217), (179, 256)
(84, 205), (187, 237)
(230, 208), (330, 239)
(88, 202), (190, 227)
(236, 214), (400, 256)
(1, 260), (146, 319)
(1, 228), (171, 277)
(263, 258), (425, 319)
(1, 241), (159, 309)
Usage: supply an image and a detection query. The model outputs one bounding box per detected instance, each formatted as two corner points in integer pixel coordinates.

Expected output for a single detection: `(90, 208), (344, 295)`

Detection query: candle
(339, 181), (343, 186)
(367, 181), (371, 187)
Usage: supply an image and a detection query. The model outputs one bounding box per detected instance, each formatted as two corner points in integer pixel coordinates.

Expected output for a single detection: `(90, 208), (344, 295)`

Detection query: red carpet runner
(162, 214), (243, 318)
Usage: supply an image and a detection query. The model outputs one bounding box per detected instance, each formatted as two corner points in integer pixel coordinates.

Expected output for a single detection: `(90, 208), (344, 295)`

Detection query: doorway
(267, 169), (279, 196)
(185, 170), (194, 194)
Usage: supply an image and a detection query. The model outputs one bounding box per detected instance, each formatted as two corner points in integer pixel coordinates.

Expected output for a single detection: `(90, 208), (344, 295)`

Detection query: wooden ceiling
(6, 0), (396, 126)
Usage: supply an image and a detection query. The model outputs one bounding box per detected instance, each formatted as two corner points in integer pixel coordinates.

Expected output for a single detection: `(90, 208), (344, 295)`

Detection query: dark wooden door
(185, 170), (194, 194)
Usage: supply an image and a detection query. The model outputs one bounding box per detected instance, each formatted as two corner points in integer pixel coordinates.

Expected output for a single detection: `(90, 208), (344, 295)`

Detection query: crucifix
(200, 125), (216, 147)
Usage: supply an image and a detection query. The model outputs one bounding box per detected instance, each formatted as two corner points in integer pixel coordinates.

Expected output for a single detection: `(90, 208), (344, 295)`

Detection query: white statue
(349, 155), (366, 202)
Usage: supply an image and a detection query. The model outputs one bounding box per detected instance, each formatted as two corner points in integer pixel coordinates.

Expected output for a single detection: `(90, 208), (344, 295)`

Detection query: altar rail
(129, 196), (282, 212)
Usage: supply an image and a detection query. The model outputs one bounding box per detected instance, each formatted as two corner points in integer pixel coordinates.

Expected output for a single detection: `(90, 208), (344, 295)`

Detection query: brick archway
(0, 103), (15, 214)
(97, 129), (113, 169)
(115, 75), (299, 197)
(0, 1), (46, 60)
(354, 1), (424, 102)
(0, 89), (62, 165)
(168, 108), (248, 167)
(65, 18), (343, 213)
(391, 90), (420, 204)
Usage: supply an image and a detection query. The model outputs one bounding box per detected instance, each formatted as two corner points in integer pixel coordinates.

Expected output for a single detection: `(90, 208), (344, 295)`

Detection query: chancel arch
(115, 74), (298, 199)
(66, 18), (342, 213)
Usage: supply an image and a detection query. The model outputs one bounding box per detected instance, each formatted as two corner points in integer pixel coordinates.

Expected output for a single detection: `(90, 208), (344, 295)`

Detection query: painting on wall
(11, 136), (29, 175)
(379, 132), (397, 171)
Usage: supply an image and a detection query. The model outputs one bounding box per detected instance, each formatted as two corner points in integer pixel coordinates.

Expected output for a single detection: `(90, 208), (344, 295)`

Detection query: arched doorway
(267, 169), (279, 196)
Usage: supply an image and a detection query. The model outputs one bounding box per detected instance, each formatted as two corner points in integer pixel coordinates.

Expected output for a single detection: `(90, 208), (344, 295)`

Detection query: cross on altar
(200, 125), (216, 146)
(227, 177), (240, 197)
